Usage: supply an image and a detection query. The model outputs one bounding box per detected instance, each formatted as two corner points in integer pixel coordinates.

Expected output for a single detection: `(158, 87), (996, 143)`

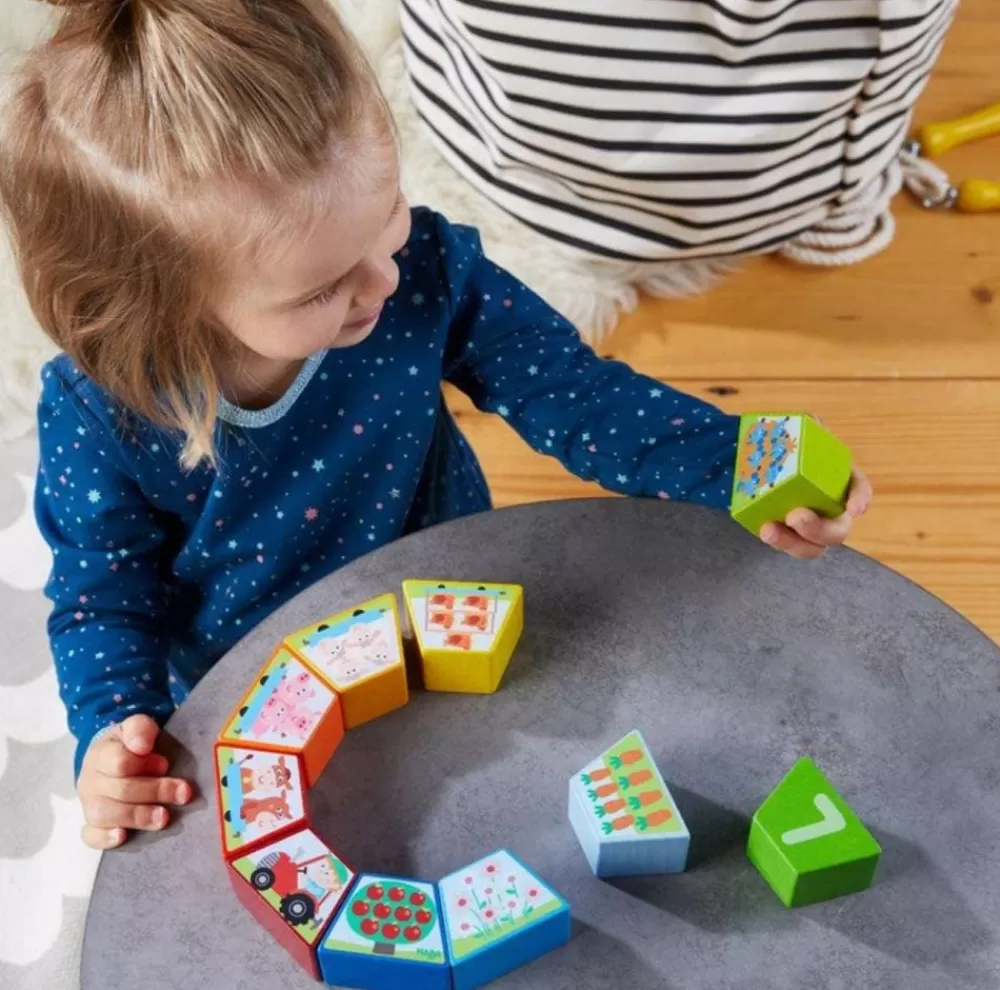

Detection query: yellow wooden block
(283, 593), (409, 729)
(402, 580), (524, 694)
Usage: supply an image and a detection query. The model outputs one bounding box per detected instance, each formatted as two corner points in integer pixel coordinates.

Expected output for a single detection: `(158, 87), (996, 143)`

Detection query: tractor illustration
(250, 848), (347, 926)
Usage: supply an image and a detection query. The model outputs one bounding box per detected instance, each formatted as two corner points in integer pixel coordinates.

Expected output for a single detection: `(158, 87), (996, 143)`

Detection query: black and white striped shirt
(401, 0), (957, 262)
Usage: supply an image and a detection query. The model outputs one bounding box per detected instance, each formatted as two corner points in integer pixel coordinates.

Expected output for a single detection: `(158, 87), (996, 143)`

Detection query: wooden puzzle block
(568, 729), (690, 878)
(402, 580), (523, 694)
(229, 827), (355, 980)
(215, 745), (308, 860)
(439, 849), (571, 990)
(730, 413), (853, 537)
(747, 757), (882, 908)
(319, 875), (450, 990)
(283, 594), (409, 729)
(217, 648), (344, 787)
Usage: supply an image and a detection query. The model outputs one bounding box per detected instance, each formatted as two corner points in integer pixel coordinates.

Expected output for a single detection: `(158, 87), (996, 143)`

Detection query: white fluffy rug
(0, 0), (735, 441)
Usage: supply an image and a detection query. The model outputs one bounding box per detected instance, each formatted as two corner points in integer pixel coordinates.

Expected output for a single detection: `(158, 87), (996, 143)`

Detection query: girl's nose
(355, 256), (399, 310)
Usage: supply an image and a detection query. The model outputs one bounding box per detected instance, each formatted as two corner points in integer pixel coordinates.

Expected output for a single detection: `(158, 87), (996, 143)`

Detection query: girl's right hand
(78, 714), (193, 850)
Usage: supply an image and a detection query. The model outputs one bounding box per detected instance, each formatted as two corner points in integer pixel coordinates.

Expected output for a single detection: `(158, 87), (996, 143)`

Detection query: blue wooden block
(439, 849), (571, 990)
(568, 729), (690, 878)
(318, 875), (450, 990)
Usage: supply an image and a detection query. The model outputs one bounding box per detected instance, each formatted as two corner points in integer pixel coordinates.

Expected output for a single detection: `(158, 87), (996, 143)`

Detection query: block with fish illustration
(319, 874), (450, 990)
(229, 827), (355, 979)
(730, 414), (853, 537)
(439, 849), (571, 990)
(747, 757), (881, 908)
(402, 580), (523, 694)
(283, 593), (409, 729)
(217, 648), (344, 786)
(215, 745), (308, 860)
(568, 729), (689, 878)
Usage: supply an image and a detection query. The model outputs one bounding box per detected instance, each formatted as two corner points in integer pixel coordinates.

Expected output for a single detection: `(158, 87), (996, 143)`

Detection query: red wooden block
(217, 647), (345, 786)
(228, 828), (356, 980)
(214, 745), (309, 861)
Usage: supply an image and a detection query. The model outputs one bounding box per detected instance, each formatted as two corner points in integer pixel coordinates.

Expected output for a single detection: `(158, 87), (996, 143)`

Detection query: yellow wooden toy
(283, 593), (409, 728)
(402, 580), (524, 694)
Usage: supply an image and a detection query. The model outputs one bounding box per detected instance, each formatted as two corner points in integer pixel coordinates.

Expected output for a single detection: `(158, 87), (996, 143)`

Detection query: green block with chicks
(730, 413), (853, 537)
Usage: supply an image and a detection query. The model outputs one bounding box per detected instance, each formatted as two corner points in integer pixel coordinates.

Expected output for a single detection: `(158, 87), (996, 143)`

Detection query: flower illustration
(457, 897), (468, 909)
(483, 863), (498, 877)
(464, 876), (473, 885)
(484, 887), (493, 895)
(528, 889), (539, 899)
(460, 923), (470, 932)
(484, 909), (494, 919)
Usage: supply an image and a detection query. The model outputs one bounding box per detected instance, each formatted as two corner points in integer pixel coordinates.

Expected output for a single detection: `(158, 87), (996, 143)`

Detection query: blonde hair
(0, 0), (385, 468)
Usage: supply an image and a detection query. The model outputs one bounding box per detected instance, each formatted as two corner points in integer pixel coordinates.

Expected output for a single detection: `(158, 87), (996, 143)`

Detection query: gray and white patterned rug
(0, 433), (100, 990)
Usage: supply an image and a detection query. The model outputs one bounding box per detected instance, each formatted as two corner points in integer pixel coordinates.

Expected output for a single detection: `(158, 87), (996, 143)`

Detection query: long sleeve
(36, 367), (176, 775)
(435, 216), (739, 507)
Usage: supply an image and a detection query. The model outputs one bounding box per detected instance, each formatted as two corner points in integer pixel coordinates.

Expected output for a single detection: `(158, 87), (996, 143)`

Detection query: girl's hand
(78, 714), (193, 850)
(760, 466), (873, 561)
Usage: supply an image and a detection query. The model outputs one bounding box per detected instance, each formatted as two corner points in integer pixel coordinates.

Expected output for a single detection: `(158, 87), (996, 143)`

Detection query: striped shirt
(401, 0), (957, 262)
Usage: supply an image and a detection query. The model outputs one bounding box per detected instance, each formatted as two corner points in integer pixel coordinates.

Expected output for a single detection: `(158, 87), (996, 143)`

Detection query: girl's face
(216, 143), (411, 363)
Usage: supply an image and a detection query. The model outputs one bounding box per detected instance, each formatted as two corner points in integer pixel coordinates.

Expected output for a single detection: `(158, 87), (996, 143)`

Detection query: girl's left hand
(760, 467), (873, 561)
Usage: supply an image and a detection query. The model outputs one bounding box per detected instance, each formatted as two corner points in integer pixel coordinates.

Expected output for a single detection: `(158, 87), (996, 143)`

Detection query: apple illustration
(360, 919), (379, 936)
(395, 907), (412, 922)
(404, 926), (423, 941)
(374, 903), (392, 920)
(382, 923), (401, 940)
(415, 908), (433, 925)
(388, 887), (406, 902)
(410, 891), (426, 907)
(352, 901), (370, 917)
(366, 884), (384, 900)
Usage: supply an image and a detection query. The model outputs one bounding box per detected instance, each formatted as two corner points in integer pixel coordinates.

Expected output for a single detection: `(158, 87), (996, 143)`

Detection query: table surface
(81, 500), (1000, 990)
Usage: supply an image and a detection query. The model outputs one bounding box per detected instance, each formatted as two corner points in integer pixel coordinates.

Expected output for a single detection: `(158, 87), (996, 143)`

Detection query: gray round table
(81, 500), (1000, 990)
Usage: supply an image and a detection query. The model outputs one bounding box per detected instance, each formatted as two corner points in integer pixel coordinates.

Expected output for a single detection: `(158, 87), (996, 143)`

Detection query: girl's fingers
(96, 775), (192, 807)
(786, 508), (852, 548)
(85, 795), (170, 832)
(118, 714), (161, 757)
(847, 467), (874, 518)
(760, 522), (827, 561)
(82, 825), (127, 851)
(92, 736), (169, 779)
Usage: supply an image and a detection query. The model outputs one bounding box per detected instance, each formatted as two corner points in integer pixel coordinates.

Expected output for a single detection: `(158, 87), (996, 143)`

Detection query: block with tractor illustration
(747, 757), (882, 908)
(214, 745), (308, 860)
(319, 875), (450, 990)
(217, 648), (344, 786)
(730, 413), (853, 537)
(439, 849), (571, 990)
(403, 580), (524, 694)
(284, 593), (408, 729)
(568, 729), (689, 878)
(229, 827), (355, 980)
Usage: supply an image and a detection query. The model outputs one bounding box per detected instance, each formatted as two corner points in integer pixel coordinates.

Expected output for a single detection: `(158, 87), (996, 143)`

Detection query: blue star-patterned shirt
(36, 209), (739, 773)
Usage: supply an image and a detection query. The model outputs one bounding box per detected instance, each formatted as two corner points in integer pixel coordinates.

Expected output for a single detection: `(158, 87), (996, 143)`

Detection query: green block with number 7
(730, 414), (853, 537)
(747, 758), (882, 908)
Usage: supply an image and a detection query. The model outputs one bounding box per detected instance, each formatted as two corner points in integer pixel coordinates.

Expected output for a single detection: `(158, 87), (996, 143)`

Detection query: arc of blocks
(214, 579), (573, 989)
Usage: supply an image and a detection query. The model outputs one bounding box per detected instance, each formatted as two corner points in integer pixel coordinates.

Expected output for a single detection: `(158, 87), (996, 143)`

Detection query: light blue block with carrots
(438, 849), (571, 990)
(568, 729), (690, 878)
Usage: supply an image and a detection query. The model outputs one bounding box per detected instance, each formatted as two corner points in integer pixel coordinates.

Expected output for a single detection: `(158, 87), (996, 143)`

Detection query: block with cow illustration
(568, 729), (689, 878)
(217, 648), (344, 786)
(229, 827), (355, 979)
(730, 414), (853, 537)
(214, 745), (308, 861)
(402, 580), (524, 694)
(283, 593), (408, 729)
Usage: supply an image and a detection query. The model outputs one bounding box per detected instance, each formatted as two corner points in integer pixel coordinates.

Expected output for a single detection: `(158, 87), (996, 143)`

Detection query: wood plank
(446, 381), (1000, 640)
(608, 1), (1000, 380)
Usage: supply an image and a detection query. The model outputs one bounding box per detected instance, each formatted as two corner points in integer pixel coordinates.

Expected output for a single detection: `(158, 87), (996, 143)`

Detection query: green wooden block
(730, 414), (853, 536)
(747, 757), (882, 908)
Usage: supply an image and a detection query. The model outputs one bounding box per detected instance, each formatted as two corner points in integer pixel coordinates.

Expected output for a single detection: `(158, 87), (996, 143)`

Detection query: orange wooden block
(217, 648), (345, 786)
(283, 594), (409, 729)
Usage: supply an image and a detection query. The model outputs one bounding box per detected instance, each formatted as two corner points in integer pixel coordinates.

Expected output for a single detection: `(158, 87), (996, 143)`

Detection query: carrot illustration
(617, 770), (653, 791)
(627, 790), (663, 811)
(609, 749), (643, 770)
(581, 767), (612, 785)
(594, 798), (627, 818)
(601, 815), (636, 835)
(636, 810), (673, 831)
(587, 782), (618, 800)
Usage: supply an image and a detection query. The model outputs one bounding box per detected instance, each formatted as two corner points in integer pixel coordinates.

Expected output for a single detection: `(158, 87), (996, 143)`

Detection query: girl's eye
(303, 283), (340, 308)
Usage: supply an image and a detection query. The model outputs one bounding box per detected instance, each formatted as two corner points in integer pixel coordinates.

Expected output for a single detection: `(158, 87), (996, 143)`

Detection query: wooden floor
(447, 0), (1000, 643)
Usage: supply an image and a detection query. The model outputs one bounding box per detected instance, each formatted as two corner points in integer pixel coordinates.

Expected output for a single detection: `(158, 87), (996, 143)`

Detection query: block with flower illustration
(439, 850), (571, 990)
(568, 729), (690, 878)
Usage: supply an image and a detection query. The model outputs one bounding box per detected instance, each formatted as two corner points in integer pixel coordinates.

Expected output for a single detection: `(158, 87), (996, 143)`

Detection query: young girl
(0, 0), (869, 852)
